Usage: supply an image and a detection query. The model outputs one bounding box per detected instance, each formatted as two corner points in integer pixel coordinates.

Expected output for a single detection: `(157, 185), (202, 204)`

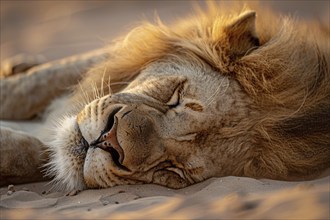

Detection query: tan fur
(70, 4), (330, 182)
(0, 49), (108, 119)
(0, 3), (329, 190)
(0, 127), (48, 185)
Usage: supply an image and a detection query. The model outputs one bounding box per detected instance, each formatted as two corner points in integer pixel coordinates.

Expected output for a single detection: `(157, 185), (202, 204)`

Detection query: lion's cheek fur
(46, 116), (87, 191)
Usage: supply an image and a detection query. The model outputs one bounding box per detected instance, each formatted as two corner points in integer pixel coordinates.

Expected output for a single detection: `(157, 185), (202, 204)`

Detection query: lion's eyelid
(166, 83), (185, 108)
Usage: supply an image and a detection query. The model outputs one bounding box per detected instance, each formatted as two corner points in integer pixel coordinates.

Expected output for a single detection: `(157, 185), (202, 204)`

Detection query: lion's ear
(224, 11), (259, 58)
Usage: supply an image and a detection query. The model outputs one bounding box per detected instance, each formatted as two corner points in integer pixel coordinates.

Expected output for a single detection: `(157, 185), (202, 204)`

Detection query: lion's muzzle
(89, 106), (131, 171)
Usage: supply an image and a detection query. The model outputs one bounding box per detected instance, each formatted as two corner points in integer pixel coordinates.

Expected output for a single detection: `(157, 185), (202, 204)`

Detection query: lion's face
(49, 56), (253, 190)
(47, 8), (330, 191)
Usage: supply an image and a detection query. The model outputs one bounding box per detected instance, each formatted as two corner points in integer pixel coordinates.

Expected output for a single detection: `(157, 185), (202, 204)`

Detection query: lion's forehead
(123, 59), (231, 107)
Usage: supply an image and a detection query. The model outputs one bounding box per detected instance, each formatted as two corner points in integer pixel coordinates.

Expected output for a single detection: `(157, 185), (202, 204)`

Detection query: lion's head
(47, 7), (330, 191)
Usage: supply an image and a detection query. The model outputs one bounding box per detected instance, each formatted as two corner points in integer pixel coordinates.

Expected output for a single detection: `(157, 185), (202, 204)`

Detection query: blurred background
(1, 0), (329, 62)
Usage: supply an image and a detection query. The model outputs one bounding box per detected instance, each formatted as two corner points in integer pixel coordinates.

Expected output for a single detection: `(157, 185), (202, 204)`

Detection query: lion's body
(0, 4), (329, 190)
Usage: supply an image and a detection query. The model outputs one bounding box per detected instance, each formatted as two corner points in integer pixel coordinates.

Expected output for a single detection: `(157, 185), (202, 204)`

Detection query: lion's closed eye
(166, 83), (185, 108)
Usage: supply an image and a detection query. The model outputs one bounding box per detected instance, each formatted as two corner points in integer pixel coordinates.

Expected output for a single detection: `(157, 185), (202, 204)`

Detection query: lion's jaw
(48, 58), (254, 191)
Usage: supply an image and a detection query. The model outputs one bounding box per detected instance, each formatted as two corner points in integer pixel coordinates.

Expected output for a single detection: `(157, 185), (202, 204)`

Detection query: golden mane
(72, 3), (330, 180)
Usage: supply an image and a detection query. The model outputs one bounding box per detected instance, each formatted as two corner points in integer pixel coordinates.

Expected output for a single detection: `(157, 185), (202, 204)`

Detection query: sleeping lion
(0, 4), (329, 192)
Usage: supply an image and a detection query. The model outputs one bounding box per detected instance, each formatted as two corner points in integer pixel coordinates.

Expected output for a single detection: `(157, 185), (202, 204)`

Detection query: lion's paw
(0, 127), (48, 186)
(0, 54), (46, 78)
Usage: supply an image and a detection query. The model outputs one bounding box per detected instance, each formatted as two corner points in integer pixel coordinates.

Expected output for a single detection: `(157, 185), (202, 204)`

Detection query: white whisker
(78, 82), (91, 105)
(205, 77), (230, 107)
(108, 74), (113, 95)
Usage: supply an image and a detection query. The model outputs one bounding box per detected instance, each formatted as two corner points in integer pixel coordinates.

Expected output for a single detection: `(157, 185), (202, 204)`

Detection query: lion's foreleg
(0, 54), (46, 79)
(0, 49), (108, 120)
(0, 127), (49, 186)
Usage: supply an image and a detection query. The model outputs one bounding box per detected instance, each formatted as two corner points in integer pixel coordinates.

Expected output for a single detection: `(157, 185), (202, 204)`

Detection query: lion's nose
(90, 107), (126, 167)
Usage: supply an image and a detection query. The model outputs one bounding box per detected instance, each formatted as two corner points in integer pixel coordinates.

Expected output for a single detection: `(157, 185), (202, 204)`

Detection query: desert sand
(1, 176), (329, 219)
(1, 1), (329, 219)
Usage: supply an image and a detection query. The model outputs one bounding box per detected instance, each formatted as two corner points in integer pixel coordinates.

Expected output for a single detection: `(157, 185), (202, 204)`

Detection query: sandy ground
(1, 176), (329, 219)
(1, 1), (329, 219)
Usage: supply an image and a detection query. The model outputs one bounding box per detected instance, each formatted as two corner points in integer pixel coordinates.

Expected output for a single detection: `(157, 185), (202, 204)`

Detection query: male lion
(0, 5), (329, 192)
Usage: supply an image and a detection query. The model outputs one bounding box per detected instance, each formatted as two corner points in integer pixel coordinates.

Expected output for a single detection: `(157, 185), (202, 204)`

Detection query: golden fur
(0, 3), (329, 189)
(70, 4), (330, 181)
